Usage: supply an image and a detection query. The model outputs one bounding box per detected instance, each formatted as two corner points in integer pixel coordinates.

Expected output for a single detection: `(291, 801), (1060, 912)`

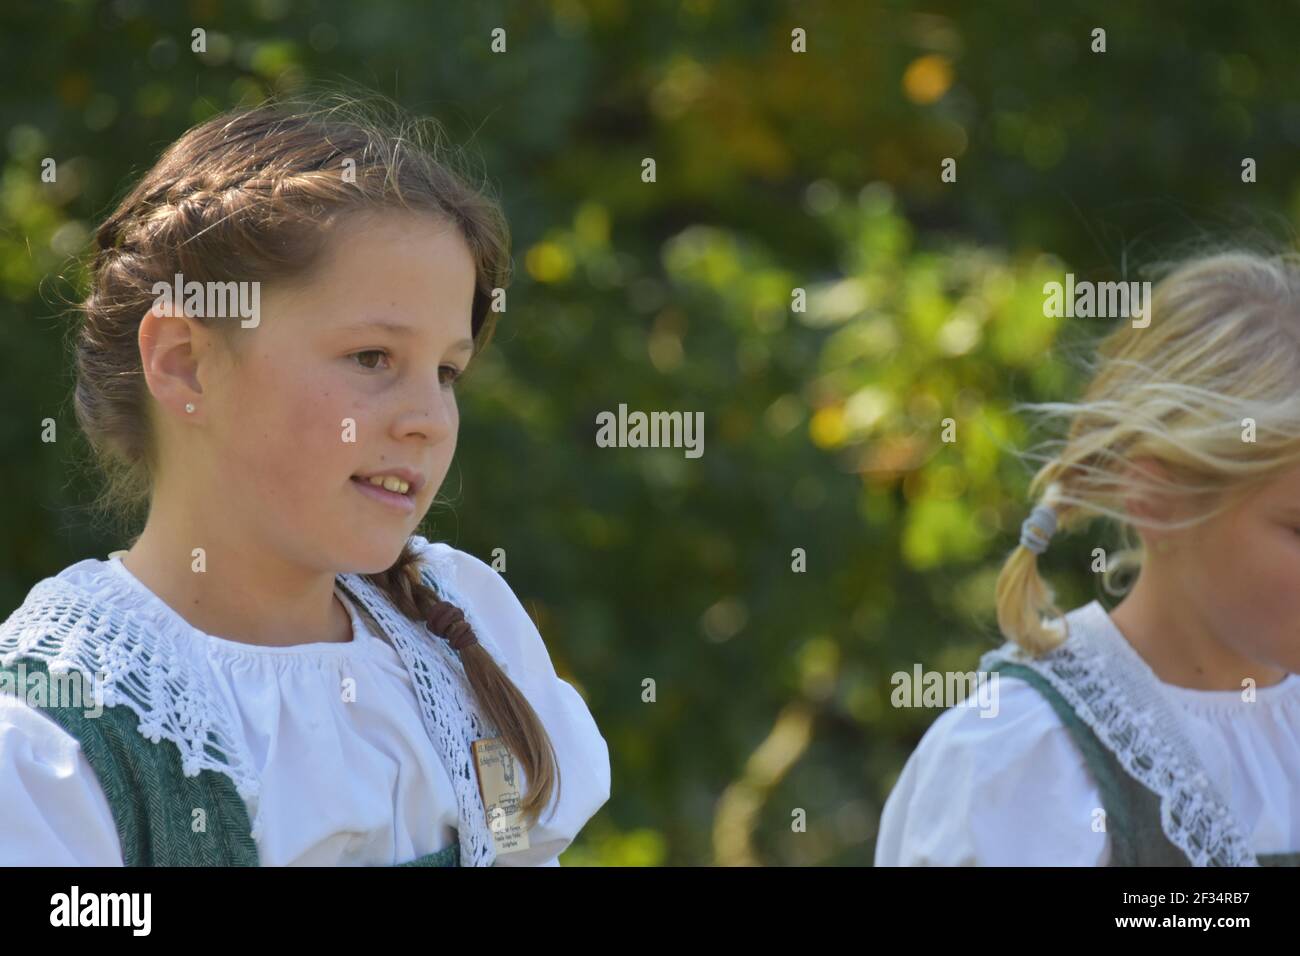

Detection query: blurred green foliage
(2, 0), (1298, 864)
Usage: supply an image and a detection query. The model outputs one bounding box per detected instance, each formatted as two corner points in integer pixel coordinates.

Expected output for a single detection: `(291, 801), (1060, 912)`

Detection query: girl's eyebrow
(338, 320), (474, 353)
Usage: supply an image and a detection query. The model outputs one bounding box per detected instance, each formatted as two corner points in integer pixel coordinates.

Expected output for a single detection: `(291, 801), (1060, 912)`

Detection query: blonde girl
(0, 95), (610, 866)
(876, 249), (1300, 866)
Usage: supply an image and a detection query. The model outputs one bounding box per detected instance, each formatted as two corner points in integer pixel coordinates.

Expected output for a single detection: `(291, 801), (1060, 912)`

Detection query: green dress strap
(2, 656), (260, 866)
(397, 844), (462, 866)
(3, 657), (462, 867)
(989, 661), (1299, 867)
(987, 660), (1191, 866)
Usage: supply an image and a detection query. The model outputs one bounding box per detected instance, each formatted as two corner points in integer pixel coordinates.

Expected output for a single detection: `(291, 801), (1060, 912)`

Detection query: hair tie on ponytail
(1019, 502), (1058, 555)
(427, 600), (479, 652)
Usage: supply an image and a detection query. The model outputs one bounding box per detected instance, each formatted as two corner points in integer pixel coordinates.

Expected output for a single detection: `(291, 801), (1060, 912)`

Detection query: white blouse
(0, 540), (610, 867)
(875, 601), (1300, 866)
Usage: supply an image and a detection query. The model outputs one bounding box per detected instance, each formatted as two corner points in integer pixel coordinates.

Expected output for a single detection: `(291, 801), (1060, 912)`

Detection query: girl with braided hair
(0, 94), (610, 866)
(876, 249), (1300, 866)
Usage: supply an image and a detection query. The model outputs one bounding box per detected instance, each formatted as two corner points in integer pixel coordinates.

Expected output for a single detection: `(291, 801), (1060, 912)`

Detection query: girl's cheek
(1235, 533), (1300, 619)
(1191, 521), (1251, 610)
(308, 388), (358, 457)
(257, 385), (353, 474)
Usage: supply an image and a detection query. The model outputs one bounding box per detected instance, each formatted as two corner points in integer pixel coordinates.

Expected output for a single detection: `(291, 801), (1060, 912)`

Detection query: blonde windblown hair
(995, 248), (1300, 655)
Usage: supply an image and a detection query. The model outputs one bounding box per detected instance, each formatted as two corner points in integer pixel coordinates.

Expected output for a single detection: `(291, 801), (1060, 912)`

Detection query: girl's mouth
(350, 475), (416, 514)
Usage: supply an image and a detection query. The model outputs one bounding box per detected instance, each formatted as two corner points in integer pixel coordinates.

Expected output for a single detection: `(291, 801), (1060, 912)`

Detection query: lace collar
(979, 600), (1258, 867)
(0, 544), (502, 867)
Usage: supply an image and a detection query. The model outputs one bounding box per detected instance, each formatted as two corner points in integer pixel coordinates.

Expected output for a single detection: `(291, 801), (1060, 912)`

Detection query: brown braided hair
(366, 543), (561, 829)
(71, 91), (559, 830)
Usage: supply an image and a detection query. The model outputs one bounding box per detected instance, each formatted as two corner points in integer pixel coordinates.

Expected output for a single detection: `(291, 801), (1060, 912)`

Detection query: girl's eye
(351, 349), (390, 371)
(350, 349), (461, 387)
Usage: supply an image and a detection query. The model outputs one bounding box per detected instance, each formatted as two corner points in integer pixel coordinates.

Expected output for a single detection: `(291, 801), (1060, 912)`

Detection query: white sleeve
(874, 675), (1111, 866)
(0, 695), (126, 866)
(415, 538), (612, 867)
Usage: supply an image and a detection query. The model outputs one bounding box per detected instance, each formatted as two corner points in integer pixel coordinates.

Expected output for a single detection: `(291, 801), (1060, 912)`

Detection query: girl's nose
(394, 384), (456, 443)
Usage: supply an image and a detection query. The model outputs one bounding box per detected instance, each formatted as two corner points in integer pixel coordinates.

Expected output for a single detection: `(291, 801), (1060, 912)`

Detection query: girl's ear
(138, 299), (208, 419)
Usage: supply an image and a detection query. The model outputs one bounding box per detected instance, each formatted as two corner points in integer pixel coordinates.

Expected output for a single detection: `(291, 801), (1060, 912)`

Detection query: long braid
(366, 542), (560, 831)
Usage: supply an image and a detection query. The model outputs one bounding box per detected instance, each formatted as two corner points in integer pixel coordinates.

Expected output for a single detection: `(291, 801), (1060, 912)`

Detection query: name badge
(471, 737), (531, 854)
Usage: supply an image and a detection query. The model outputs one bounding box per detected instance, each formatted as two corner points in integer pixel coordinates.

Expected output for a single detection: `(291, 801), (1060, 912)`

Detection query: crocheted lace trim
(979, 601), (1258, 867)
(337, 541), (503, 868)
(0, 536), (501, 867)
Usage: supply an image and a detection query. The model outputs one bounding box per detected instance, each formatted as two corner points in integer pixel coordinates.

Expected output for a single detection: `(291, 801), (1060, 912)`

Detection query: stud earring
(185, 403), (195, 414)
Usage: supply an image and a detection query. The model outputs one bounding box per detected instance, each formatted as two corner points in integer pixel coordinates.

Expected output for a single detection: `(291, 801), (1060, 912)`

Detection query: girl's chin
(333, 533), (417, 576)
